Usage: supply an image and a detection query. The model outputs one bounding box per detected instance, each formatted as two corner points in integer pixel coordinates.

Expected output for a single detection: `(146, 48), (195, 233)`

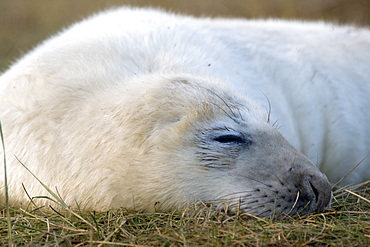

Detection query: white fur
(0, 7), (368, 212)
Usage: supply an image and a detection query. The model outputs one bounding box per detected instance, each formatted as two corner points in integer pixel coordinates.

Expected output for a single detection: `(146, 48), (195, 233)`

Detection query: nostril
(286, 163), (332, 215)
(309, 181), (319, 203)
(293, 174), (332, 215)
(306, 175), (332, 213)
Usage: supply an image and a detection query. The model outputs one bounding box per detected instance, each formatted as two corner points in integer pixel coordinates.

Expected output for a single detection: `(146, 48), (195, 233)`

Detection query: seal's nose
(299, 174), (332, 213)
(310, 175), (332, 212)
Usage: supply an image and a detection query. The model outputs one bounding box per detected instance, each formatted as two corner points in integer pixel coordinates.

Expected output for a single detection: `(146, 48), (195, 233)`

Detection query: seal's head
(108, 74), (332, 217)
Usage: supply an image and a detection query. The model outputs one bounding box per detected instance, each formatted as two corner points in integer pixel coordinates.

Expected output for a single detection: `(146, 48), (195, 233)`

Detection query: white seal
(0, 7), (369, 216)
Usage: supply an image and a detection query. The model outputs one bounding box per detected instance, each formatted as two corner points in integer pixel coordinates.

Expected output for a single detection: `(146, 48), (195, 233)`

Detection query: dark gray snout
(298, 174), (332, 213)
(287, 162), (332, 216)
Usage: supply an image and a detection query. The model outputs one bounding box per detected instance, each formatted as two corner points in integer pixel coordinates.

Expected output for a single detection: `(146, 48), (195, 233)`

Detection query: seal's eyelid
(213, 134), (245, 144)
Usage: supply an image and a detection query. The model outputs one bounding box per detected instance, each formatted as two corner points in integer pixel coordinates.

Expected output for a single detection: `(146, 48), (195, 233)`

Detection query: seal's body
(0, 7), (368, 216)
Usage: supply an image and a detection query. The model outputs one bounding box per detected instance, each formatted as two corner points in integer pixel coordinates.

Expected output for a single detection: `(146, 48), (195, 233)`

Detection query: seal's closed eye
(213, 135), (245, 144)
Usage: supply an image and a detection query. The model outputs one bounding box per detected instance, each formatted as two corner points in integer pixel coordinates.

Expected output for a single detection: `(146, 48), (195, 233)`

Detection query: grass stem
(0, 121), (13, 246)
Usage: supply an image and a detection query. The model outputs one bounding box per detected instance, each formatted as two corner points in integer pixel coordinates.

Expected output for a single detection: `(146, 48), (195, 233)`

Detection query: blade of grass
(14, 156), (98, 231)
(0, 218), (48, 232)
(0, 121), (13, 246)
(344, 189), (370, 204)
(14, 156), (68, 208)
(332, 155), (369, 188)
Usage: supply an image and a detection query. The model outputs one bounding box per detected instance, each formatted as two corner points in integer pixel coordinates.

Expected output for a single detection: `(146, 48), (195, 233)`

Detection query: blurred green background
(1, 0), (369, 70)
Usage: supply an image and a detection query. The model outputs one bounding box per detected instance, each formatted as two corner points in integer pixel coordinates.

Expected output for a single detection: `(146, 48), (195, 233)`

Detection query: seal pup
(1, 7), (369, 216)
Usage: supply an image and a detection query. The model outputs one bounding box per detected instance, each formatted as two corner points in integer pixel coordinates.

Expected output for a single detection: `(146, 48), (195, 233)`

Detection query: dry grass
(0, 182), (369, 246)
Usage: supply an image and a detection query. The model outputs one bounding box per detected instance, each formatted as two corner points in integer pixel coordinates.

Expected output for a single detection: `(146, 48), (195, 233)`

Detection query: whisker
(238, 176), (277, 189)
(260, 91), (272, 124)
(272, 119), (279, 128)
(286, 191), (300, 215)
(210, 102), (239, 124)
(198, 85), (240, 121)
